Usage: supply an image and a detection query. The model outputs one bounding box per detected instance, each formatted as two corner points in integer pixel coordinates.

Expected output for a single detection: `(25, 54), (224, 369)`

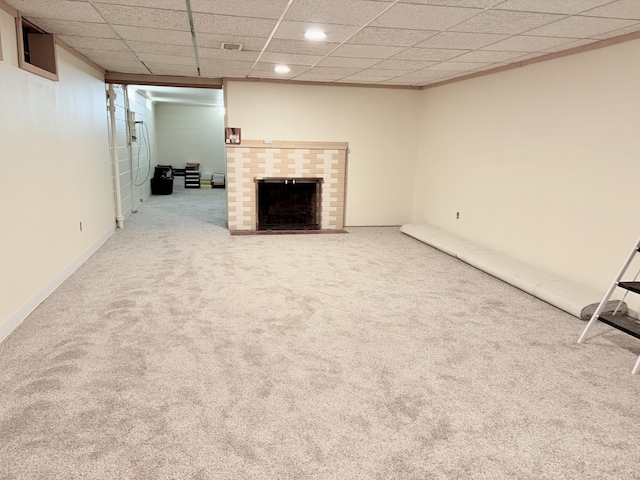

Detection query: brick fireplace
(226, 141), (348, 232)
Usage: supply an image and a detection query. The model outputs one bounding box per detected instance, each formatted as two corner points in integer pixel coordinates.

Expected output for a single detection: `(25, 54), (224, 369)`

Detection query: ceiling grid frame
(2, 0), (640, 88)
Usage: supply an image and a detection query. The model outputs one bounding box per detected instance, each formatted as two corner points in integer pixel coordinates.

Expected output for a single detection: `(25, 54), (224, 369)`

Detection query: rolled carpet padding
(400, 223), (619, 320)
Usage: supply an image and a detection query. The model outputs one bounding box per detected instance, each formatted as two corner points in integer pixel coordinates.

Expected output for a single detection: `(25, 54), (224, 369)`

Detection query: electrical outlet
(456, 212), (460, 219)
(79, 221), (83, 232)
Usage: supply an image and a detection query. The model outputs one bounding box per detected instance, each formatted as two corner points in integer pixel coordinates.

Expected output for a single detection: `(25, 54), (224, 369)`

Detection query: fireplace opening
(257, 178), (322, 231)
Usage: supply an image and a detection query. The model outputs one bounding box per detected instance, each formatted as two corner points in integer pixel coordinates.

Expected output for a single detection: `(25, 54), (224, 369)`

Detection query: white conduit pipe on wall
(107, 84), (125, 229)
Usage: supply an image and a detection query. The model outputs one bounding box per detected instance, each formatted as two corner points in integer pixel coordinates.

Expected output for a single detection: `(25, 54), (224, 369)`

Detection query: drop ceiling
(6, 0), (640, 88)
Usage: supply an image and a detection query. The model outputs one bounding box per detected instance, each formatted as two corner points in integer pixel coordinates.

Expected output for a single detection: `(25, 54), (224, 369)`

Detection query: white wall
(155, 103), (225, 176)
(414, 39), (640, 294)
(225, 80), (421, 226)
(0, 8), (114, 339)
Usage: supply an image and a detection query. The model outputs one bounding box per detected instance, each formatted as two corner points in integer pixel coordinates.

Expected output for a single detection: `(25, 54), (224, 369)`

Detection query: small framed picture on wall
(225, 127), (241, 144)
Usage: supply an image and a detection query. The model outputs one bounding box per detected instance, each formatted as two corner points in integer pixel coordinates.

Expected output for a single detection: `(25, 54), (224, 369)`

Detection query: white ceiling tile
(92, 0), (185, 9)
(137, 53), (196, 66)
(372, 3), (481, 30)
(24, 18), (117, 38)
(259, 52), (323, 66)
(193, 13), (277, 37)
(195, 34), (267, 52)
(481, 35), (578, 52)
(453, 49), (527, 62)
(305, 66), (364, 76)
(495, 0), (614, 15)
(285, 0), (390, 26)
(391, 47), (467, 61)
(373, 58), (436, 69)
(266, 38), (340, 56)
(392, 71), (453, 81)
(509, 52), (546, 62)
(526, 15), (637, 38)
(189, 0), (290, 18)
(198, 48), (260, 61)
(274, 21), (358, 43)
(111, 25), (193, 45)
(404, 69), (464, 79)
(591, 24), (640, 39)
(101, 61), (150, 74)
(415, 31), (508, 49)
(451, 10), (565, 34)
(400, 0), (503, 7)
(93, 3), (190, 30)
(125, 41), (194, 57)
(250, 63), (310, 77)
(377, 78), (424, 86)
(200, 59), (255, 69)
(330, 44), (407, 58)
(580, 0), (640, 19)
(248, 72), (300, 80)
(359, 68), (416, 76)
(57, 36), (130, 51)
(540, 38), (594, 52)
(347, 27), (437, 46)
(75, 48), (139, 62)
(12, 0), (103, 22)
(465, 61), (508, 73)
(338, 74), (394, 83)
(200, 66), (249, 77)
(402, 69), (455, 78)
(199, 59), (255, 73)
(145, 63), (199, 76)
(293, 73), (345, 82)
(424, 61), (492, 71)
(315, 56), (382, 68)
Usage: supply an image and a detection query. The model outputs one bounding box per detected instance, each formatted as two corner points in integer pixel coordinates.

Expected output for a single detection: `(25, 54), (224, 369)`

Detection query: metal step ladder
(578, 235), (640, 374)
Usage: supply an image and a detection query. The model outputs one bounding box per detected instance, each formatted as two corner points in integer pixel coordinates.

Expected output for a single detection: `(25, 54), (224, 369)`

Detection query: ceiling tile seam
(247, 0), (296, 77)
(88, 0), (152, 75)
(185, 0), (201, 76)
(289, 0), (403, 82)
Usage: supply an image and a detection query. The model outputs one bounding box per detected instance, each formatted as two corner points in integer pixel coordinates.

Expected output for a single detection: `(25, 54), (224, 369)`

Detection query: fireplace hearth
(257, 178), (321, 231)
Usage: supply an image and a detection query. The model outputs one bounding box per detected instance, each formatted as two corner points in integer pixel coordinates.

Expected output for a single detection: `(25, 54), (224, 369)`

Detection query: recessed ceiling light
(274, 64), (291, 74)
(304, 29), (327, 41)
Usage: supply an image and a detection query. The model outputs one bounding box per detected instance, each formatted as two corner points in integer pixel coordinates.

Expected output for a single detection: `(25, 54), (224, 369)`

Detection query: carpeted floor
(1, 183), (639, 479)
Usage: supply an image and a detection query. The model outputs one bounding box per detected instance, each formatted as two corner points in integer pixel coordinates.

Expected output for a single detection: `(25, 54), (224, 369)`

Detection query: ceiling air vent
(221, 42), (243, 51)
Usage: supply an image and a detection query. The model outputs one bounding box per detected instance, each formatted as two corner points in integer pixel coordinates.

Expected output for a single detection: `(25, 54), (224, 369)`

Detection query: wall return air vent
(221, 42), (243, 51)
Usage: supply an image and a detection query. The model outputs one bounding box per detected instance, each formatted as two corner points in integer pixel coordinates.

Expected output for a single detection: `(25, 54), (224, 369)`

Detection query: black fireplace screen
(257, 178), (321, 230)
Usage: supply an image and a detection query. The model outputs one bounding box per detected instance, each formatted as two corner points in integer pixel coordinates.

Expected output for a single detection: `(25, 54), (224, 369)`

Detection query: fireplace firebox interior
(257, 178), (322, 231)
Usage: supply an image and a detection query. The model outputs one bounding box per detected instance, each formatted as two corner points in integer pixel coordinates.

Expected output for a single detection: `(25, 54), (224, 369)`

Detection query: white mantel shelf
(227, 140), (348, 151)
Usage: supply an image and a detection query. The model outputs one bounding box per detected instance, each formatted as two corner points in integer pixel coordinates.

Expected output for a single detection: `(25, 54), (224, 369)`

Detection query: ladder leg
(632, 355), (640, 375)
(578, 286), (616, 343)
(578, 314), (601, 344)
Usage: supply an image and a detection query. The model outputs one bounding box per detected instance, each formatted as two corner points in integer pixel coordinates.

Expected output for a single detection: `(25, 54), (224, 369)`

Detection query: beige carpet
(1, 183), (639, 479)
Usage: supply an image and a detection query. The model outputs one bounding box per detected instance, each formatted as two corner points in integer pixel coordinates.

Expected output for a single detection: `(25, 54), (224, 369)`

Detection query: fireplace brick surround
(226, 141), (348, 232)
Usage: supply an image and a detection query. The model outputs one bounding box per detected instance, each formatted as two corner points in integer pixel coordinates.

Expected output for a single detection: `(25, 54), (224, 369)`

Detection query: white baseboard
(0, 226), (115, 344)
